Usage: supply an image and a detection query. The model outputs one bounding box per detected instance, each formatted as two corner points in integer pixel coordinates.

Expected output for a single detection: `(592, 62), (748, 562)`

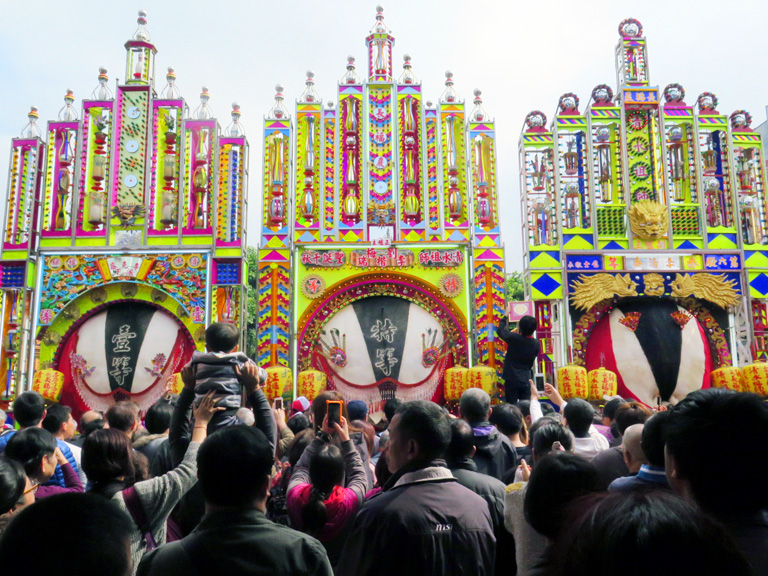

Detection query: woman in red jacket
(287, 414), (367, 566)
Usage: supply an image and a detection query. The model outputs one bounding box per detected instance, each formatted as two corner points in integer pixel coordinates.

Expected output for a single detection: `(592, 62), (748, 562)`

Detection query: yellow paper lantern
(264, 366), (292, 402)
(444, 366), (469, 401)
(298, 369), (327, 403)
(168, 373), (184, 396)
(557, 365), (588, 400)
(711, 366), (743, 392)
(588, 367), (618, 401)
(32, 369), (65, 402)
(467, 365), (497, 397)
(741, 362), (768, 395)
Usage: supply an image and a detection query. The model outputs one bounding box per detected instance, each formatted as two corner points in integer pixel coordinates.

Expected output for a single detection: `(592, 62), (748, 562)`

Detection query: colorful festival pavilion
(256, 6), (506, 410)
(0, 12), (248, 415)
(520, 18), (768, 405)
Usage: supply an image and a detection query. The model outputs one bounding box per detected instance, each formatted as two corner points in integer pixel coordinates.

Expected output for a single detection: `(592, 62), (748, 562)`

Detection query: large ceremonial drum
(585, 299), (712, 405)
(313, 295), (453, 406)
(741, 362), (768, 395)
(320, 296), (445, 386)
(710, 366), (743, 392)
(57, 302), (195, 413)
(298, 369), (326, 402)
(444, 365), (468, 401)
(557, 365), (588, 399)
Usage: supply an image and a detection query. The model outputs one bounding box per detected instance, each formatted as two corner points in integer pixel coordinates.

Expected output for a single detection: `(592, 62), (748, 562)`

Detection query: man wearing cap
(346, 400), (368, 423)
(291, 397), (312, 418)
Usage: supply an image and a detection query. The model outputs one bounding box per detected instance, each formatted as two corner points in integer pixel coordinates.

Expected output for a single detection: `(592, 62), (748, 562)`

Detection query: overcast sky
(1, 0), (767, 273)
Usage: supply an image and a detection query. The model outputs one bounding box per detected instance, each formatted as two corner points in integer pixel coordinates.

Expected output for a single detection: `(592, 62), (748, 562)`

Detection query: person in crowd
(562, 398), (609, 458)
(162, 361), (276, 537)
(276, 410), (312, 461)
(69, 410), (107, 447)
(107, 401), (142, 440)
(522, 451), (601, 574)
(83, 392), (220, 572)
(609, 411), (670, 492)
(590, 401), (651, 489)
(460, 387), (517, 480)
(5, 427), (83, 499)
(600, 396), (627, 446)
(287, 414), (368, 565)
(545, 491), (753, 576)
(267, 428), (314, 526)
(42, 403), (87, 485)
(373, 398), (402, 466)
(515, 400), (540, 431)
(288, 412), (310, 435)
(0, 493), (136, 575)
(665, 388), (768, 573)
(312, 391), (373, 489)
(134, 401), (173, 468)
(0, 390), (80, 487)
(0, 408), (10, 430)
(347, 400), (368, 423)
(607, 423), (646, 491)
(366, 453), (392, 499)
(504, 414), (575, 484)
(490, 403), (531, 463)
(274, 404), (294, 460)
(337, 400), (496, 576)
(352, 419), (377, 482)
(190, 321), (267, 432)
(446, 419), (513, 576)
(504, 418), (575, 575)
(496, 315), (539, 404)
(0, 458), (35, 536)
(272, 408), (312, 460)
(0, 391), (47, 453)
(291, 396), (312, 418)
(137, 426), (334, 576)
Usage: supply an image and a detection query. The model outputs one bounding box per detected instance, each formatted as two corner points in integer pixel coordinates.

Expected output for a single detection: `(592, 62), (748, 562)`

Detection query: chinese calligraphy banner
(104, 304), (155, 392)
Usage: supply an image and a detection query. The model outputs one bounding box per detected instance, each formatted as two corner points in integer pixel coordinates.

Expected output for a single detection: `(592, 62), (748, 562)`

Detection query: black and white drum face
(586, 299), (710, 405)
(71, 302), (183, 394)
(320, 296), (444, 385)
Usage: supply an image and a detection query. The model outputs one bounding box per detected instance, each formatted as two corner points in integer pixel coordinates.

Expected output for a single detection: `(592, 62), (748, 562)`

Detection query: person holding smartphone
(497, 315), (540, 404)
(286, 412), (368, 567)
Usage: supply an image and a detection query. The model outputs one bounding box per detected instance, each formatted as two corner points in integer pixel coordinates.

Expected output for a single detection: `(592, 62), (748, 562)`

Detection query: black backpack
(266, 466), (292, 527)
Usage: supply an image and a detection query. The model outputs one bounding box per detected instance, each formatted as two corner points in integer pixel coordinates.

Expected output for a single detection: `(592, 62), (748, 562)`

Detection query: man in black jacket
(446, 419), (513, 576)
(337, 401), (496, 576)
(460, 388), (518, 480)
(137, 426), (333, 576)
(496, 315), (539, 403)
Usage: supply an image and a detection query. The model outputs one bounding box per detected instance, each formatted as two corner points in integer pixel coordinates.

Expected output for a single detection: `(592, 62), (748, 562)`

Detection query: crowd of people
(0, 321), (766, 575)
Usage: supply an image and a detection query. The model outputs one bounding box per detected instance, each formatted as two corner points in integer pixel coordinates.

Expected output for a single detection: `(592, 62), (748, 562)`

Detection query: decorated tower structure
(257, 6), (506, 408)
(0, 12), (249, 415)
(519, 18), (768, 405)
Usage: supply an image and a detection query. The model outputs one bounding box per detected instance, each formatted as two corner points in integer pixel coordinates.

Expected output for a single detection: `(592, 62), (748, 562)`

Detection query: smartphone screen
(327, 401), (342, 427)
(274, 397), (283, 410)
(534, 374), (546, 393)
